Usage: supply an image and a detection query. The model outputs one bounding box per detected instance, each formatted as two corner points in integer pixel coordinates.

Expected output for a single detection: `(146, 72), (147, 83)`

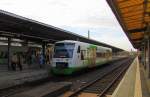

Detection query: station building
(0, 10), (123, 71)
(0, 1), (149, 96)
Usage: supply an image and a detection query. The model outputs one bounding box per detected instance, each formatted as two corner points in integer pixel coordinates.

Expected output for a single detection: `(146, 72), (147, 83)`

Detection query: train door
(87, 47), (96, 68)
(81, 50), (86, 65)
(106, 50), (112, 60)
(75, 45), (82, 67)
(75, 45), (87, 68)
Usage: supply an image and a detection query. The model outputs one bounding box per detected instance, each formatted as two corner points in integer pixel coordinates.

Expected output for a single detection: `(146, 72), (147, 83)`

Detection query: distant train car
(51, 40), (112, 75)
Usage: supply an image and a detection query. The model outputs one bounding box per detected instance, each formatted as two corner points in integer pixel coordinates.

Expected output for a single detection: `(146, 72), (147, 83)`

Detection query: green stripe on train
(51, 60), (109, 75)
(88, 44), (97, 49)
(51, 67), (85, 75)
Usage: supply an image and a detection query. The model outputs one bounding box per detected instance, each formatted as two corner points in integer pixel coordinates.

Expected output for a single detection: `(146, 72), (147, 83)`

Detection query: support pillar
(143, 46), (145, 67)
(146, 24), (150, 78)
(144, 43), (146, 69)
(8, 37), (11, 70)
(148, 38), (150, 78)
(22, 40), (28, 46)
(42, 42), (46, 65)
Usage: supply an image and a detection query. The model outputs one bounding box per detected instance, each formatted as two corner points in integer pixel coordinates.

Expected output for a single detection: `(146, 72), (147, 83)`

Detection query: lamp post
(88, 30), (90, 39)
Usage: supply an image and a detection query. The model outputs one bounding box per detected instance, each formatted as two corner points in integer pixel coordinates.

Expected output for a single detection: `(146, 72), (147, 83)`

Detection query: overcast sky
(0, 0), (135, 51)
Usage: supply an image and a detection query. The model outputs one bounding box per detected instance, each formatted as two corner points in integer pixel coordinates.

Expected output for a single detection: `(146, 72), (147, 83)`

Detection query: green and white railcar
(51, 40), (112, 75)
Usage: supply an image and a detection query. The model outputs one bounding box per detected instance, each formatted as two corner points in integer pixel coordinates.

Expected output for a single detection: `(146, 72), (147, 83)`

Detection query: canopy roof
(0, 10), (123, 52)
(107, 0), (150, 49)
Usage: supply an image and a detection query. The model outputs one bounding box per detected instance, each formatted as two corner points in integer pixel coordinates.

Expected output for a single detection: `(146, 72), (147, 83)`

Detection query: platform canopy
(0, 10), (123, 52)
(107, 0), (150, 49)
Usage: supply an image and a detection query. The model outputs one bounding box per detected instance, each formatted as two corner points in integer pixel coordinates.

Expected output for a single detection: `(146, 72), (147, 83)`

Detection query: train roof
(55, 40), (78, 43)
(55, 40), (112, 51)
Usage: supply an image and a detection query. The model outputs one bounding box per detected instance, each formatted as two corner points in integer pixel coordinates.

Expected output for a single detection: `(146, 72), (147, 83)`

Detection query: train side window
(77, 46), (80, 53)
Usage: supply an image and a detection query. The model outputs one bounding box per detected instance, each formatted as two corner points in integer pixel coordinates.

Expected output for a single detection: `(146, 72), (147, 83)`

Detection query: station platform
(0, 69), (50, 90)
(11, 82), (72, 97)
(75, 57), (150, 97)
(111, 57), (150, 97)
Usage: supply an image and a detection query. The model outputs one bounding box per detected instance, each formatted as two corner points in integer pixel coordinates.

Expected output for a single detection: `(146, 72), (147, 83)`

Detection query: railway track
(60, 58), (133, 97)
(0, 57), (134, 97)
(0, 78), (51, 97)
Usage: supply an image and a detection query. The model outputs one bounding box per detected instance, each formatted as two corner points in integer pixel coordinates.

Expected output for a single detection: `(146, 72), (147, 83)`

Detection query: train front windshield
(54, 43), (75, 58)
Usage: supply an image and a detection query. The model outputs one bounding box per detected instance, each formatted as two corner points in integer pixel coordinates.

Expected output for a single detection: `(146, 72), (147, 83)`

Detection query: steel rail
(67, 58), (132, 97)
(98, 62), (130, 97)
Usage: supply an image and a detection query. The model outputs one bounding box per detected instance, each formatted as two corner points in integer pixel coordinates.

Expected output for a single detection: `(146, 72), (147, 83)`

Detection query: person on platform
(39, 53), (44, 68)
(11, 53), (18, 71)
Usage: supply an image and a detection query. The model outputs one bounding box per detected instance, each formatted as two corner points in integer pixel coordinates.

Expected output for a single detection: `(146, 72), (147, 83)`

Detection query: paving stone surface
(0, 69), (50, 90)
(11, 82), (72, 97)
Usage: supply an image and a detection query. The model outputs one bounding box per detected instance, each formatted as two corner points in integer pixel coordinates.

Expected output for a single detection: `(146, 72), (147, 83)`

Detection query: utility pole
(88, 30), (90, 39)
